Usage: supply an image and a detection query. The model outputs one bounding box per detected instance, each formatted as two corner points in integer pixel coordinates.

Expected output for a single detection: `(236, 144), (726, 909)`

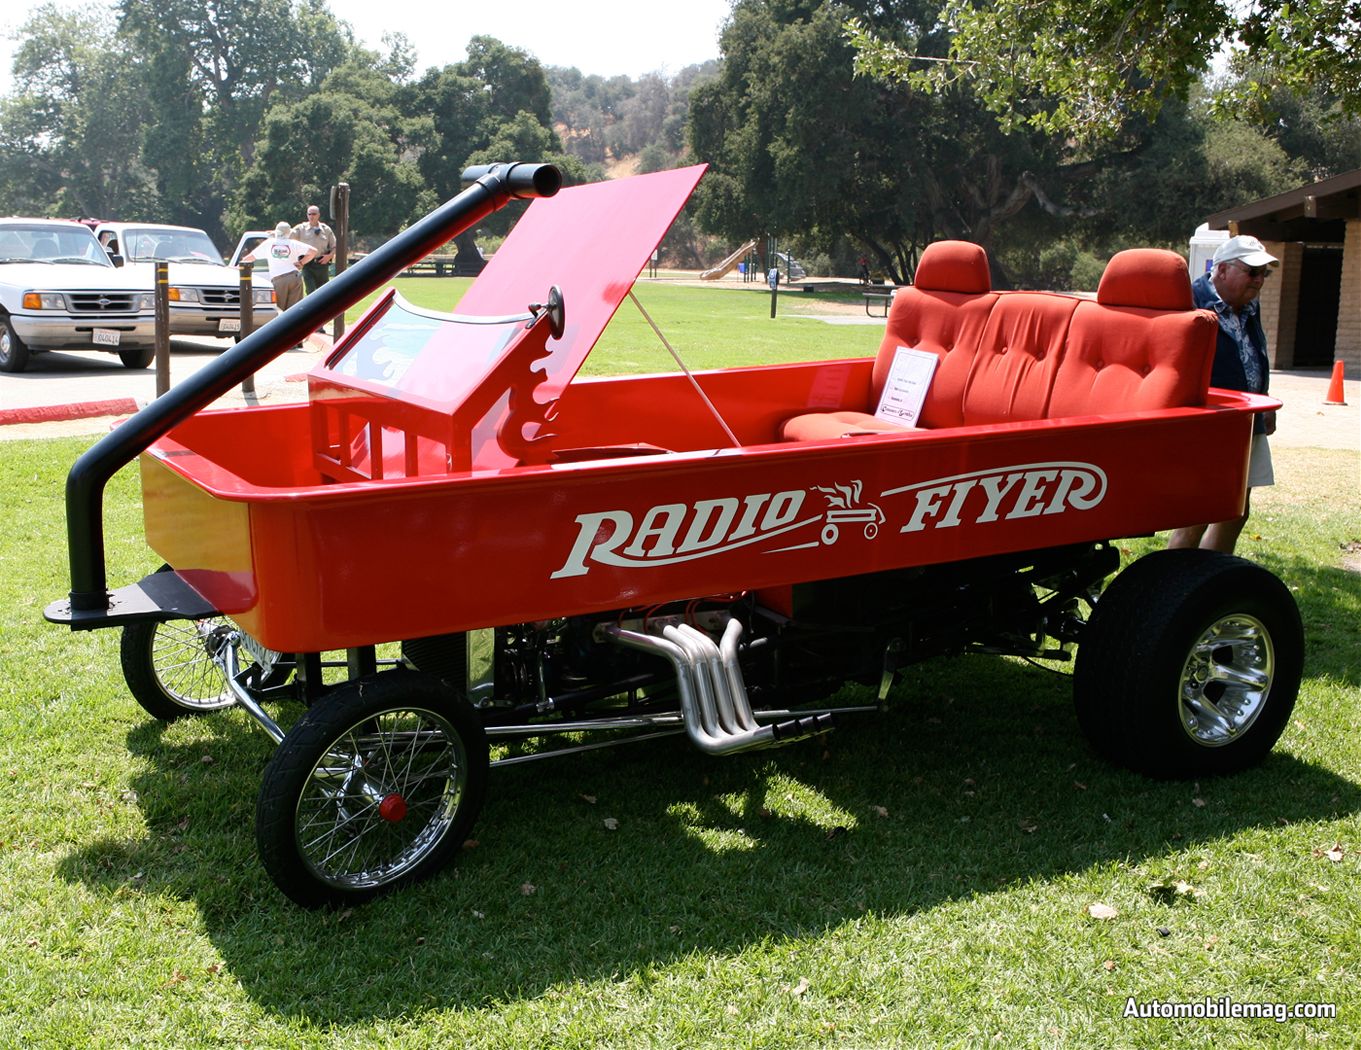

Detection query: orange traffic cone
(1324, 360), (1347, 405)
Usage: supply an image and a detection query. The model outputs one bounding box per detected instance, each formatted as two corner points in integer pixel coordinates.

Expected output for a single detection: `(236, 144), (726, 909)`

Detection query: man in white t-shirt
(245, 221), (316, 313)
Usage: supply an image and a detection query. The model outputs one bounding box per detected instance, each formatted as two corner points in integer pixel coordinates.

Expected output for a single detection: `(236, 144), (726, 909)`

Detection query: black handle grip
(461, 162), (563, 200)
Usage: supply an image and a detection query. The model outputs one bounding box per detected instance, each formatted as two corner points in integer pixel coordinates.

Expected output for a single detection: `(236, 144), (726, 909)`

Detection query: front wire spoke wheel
(121, 615), (238, 719)
(120, 615), (291, 721)
(297, 712), (465, 888)
(257, 670), (488, 908)
(155, 618), (235, 708)
(117, 565), (291, 721)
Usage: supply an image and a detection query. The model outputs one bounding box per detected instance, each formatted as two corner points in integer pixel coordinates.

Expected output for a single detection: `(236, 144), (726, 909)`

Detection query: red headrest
(1097, 249), (1194, 310)
(913, 240), (991, 294)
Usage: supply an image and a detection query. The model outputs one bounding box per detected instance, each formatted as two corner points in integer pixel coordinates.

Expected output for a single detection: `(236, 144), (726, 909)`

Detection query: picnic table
(864, 285), (893, 316)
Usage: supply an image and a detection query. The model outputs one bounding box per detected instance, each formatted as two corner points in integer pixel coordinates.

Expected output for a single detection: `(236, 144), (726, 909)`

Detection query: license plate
(218, 318), (241, 333)
(92, 328), (121, 347)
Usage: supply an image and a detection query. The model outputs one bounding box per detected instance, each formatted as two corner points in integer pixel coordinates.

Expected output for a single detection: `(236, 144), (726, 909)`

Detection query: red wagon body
(138, 375), (1263, 655)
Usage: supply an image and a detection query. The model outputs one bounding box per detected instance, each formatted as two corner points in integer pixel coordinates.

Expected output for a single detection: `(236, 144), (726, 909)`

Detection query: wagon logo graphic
(881, 461), (1107, 532)
(549, 480), (896, 579)
(549, 463), (1106, 579)
(812, 482), (885, 544)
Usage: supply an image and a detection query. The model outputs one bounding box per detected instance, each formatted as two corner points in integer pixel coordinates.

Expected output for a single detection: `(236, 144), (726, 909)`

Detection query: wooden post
(154, 261), (170, 397)
(239, 264), (256, 401)
(331, 182), (351, 340)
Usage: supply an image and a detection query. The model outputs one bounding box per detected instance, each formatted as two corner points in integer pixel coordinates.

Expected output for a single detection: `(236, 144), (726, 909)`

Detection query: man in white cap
(1168, 234), (1278, 553)
(244, 221), (317, 314)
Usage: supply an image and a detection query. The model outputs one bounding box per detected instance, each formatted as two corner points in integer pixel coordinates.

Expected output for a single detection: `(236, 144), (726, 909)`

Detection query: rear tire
(1074, 549), (1303, 778)
(256, 670), (488, 908)
(0, 316), (30, 372)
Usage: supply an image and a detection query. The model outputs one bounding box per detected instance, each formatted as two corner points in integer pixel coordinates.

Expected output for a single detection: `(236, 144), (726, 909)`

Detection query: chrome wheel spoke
(1211, 662), (1271, 690)
(295, 707), (467, 890)
(151, 618), (236, 709)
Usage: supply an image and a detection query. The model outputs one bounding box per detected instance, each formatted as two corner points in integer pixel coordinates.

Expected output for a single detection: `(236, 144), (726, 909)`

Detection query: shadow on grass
(1276, 555), (1361, 687)
(56, 646), (1361, 1024)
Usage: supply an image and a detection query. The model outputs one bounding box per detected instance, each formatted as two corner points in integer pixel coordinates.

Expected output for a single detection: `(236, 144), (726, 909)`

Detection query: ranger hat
(1212, 235), (1278, 268)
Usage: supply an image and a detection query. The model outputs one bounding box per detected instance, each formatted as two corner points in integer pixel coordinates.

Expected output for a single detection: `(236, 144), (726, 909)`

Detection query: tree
(406, 38), (565, 203)
(548, 67), (637, 165)
(406, 67), (496, 203)
(1225, 72), (1361, 181)
(688, 0), (1066, 284)
(460, 35), (554, 127)
(607, 74), (672, 156)
(390, 39), (586, 254)
(228, 42), (441, 241)
(1075, 100), (1304, 246)
(463, 112), (593, 241)
(847, 0), (1361, 144)
(0, 97), (62, 216)
(118, 0), (354, 237)
(549, 62), (717, 169)
(228, 69), (434, 243)
(230, 35), (575, 246)
(0, 5), (158, 219)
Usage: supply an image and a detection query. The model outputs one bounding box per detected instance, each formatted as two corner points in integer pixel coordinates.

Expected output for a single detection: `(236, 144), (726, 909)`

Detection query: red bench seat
(779, 241), (1216, 442)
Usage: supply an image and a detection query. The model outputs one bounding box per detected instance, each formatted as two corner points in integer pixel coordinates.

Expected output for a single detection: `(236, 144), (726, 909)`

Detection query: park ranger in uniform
(291, 205), (336, 296)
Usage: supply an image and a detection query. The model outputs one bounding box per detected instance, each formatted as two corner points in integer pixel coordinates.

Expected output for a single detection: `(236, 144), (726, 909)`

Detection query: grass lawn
(345, 276), (885, 374)
(1, 283), (1358, 1047)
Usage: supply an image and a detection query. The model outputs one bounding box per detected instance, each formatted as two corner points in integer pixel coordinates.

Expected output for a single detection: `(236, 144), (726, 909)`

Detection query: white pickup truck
(0, 218), (157, 372)
(94, 222), (278, 339)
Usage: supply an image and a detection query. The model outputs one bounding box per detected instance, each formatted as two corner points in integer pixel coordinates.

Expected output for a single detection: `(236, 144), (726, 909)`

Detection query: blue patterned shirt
(1190, 272), (1269, 395)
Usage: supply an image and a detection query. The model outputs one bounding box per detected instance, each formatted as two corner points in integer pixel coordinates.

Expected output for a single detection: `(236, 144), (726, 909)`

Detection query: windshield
(121, 227), (226, 265)
(0, 223), (112, 266)
(329, 293), (522, 404)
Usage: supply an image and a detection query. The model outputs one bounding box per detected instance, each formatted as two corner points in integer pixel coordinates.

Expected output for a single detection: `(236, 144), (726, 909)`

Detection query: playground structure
(700, 239), (758, 280)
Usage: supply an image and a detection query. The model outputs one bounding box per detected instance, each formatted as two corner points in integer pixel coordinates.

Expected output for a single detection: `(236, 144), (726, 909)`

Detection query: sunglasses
(1231, 261), (1272, 279)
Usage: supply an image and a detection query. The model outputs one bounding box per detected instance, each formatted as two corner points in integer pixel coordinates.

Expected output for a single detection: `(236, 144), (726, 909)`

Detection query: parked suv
(94, 222), (278, 338)
(0, 218), (157, 372)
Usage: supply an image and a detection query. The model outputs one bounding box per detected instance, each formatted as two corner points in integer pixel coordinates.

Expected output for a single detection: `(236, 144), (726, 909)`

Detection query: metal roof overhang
(1204, 167), (1361, 244)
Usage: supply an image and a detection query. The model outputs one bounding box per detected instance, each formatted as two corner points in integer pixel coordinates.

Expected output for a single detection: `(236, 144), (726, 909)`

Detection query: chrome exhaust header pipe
(602, 620), (833, 755)
(603, 625), (770, 754)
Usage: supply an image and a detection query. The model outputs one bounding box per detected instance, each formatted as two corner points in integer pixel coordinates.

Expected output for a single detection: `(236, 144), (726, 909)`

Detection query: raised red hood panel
(456, 164), (706, 401)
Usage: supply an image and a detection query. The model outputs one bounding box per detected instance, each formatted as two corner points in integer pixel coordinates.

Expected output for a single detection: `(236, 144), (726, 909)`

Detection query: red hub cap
(378, 793), (408, 823)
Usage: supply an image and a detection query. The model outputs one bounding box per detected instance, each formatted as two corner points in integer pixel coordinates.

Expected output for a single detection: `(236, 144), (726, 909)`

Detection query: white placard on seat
(874, 346), (938, 428)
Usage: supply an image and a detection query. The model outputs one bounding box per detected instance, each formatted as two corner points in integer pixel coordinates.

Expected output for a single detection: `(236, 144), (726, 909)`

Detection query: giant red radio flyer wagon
(46, 162), (1302, 908)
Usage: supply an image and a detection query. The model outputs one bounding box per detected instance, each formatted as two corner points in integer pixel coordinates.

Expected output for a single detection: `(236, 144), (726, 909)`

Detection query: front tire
(256, 670), (488, 908)
(0, 316), (30, 372)
(1074, 549), (1303, 778)
(118, 346), (154, 368)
